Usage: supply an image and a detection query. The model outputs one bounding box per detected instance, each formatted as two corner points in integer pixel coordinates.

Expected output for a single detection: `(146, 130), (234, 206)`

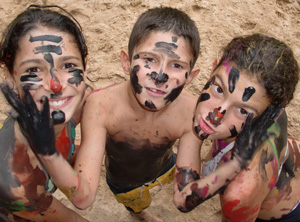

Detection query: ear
(120, 50), (131, 75)
(4, 67), (16, 90)
(186, 68), (200, 85)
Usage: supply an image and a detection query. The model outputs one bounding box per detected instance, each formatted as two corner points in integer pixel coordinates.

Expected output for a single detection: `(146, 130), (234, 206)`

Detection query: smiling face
(128, 31), (195, 111)
(11, 26), (86, 124)
(193, 61), (270, 142)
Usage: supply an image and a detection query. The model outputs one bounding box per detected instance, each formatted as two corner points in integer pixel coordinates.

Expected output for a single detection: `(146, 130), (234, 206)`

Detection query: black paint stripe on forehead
(154, 41), (180, 59)
(242, 87), (256, 102)
(228, 67), (240, 93)
(29, 35), (62, 43)
(34, 45), (62, 55)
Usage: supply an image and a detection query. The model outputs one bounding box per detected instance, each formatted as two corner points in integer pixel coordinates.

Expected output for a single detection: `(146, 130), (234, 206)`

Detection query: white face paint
(12, 26), (86, 123)
(193, 62), (270, 142)
(129, 31), (193, 111)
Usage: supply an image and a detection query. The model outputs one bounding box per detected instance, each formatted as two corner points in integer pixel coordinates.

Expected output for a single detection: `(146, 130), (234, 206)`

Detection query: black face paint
(242, 86), (256, 102)
(50, 93), (62, 99)
(20, 73), (42, 82)
(206, 107), (226, 127)
(21, 83), (40, 91)
(203, 76), (215, 90)
(227, 125), (238, 138)
(133, 54), (140, 60)
(172, 36), (178, 42)
(51, 110), (65, 125)
(194, 125), (209, 140)
(144, 65), (150, 69)
(29, 35), (62, 43)
(34, 45), (62, 55)
(154, 41), (180, 59)
(147, 70), (169, 85)
(197, 93), (210, 103)
(130, 65), (142, 94)
(164, 84), (184, 104)
(185, 72), (188, 80)
(145, 100), (157, 110)
(67, 68), (84, 86)
(228, 67), (240, 93)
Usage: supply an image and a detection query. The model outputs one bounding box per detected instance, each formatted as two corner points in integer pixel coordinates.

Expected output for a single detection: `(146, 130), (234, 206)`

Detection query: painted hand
(0, 82), (57, 156)
(234, 104), (282, 169)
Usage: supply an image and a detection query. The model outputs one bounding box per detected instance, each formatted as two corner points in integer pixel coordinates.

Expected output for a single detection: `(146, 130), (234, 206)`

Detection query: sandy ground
(0, 0), (299, 221)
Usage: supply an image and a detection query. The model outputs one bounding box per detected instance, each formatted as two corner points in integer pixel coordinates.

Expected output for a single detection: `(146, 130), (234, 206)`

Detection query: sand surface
(0, 0), (299, 221)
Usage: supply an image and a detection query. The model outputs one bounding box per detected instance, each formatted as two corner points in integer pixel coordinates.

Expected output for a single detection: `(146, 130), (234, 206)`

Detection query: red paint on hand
(50, 77), (62, 93)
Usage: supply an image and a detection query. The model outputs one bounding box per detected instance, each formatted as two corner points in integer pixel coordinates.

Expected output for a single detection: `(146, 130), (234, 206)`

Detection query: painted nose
(207, 107), (226, 127)
(50, 77), (62, 93)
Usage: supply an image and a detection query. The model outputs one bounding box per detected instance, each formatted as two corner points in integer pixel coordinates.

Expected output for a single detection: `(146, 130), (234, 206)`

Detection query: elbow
(72, 194), (96, 210)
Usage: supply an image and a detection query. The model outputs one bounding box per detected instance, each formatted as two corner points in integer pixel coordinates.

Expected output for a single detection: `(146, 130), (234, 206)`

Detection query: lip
(199, 117), (215, 134)
(44, 96), (73, 109)
(145, 87), (166, 97)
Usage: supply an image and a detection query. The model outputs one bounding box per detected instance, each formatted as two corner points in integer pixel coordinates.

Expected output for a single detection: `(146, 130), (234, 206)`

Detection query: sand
(0, 0), (299, 221)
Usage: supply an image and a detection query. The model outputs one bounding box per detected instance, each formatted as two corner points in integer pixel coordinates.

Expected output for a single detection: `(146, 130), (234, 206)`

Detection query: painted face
(129, 32), (193, 110)
(12, 27), (86, 124)
(193, 61), (270, 142)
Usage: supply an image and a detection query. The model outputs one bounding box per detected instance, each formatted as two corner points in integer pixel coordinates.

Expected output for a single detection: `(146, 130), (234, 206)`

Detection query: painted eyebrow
(139, 51), (189, 65)
(215, 73), (259, 114)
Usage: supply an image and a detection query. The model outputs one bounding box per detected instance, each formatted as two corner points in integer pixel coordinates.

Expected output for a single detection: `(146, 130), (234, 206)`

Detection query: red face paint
(50, 77), (62, 93)
(13, 70), (17, 76)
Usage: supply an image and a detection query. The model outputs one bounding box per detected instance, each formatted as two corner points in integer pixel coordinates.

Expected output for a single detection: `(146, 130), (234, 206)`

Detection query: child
(2, 7), (202, 221)
(0, 5), (91, 222)
(173, 33), (300, 221)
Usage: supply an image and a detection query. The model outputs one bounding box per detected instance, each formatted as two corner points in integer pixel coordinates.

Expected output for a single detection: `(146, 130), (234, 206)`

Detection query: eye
(62, 63), (76, 69)
(26, 67), (41, 73)
(238, 108), (248, 116)
(171, 63), (183, 69)
(213, 84), (223, 95)
(144, 57), (155, 63)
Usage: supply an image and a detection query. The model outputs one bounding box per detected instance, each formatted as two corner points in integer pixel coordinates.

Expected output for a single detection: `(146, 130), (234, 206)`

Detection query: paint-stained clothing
(106, 153), (176, 213)
(0, 116), (76, 221)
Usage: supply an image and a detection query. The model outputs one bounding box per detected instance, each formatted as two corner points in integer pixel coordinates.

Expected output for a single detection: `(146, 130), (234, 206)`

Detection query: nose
(207, 107), (226, 127)
(50, 77), (62, 93)
(147, 70), (169, 85)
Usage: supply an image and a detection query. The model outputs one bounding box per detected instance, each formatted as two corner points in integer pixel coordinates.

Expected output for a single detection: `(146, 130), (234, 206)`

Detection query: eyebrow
(20, 56), (81, 67)
(20, 59), (42, 66)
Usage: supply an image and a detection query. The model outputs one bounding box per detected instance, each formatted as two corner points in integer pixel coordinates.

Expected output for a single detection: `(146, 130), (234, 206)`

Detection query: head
(193, 33), (299, 142)
(0, 5), (88, 124)
(121, 7), (200, 111)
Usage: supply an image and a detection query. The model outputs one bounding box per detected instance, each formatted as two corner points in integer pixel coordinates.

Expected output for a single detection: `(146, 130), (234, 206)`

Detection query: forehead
(18, 26), (79, 55)
(134, 31), (192, 58)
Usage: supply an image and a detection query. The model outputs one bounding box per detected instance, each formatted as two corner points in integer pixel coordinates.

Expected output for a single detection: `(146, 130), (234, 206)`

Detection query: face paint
(228, 67), (240, 93)
(197, 93), (210, 103)
(154, 41), (180, 59)
(164, 84), (184, 104)
(242, 86), (256, 102)
(133, 54), (140, 60)
(51, 110), (65, 125)
(31, 35), (63, 93)
(130, 65), (142, 94)
(146, 70), (169, 85)
(67, 68), (84, 86)
(20, 73), (42, 82)
(227, 125), (238, 138)
(206, 107), (226, 127)
(145, 100), (157, 110)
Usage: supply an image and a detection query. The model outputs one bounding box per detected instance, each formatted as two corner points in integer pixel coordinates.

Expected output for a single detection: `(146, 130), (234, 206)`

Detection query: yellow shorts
(113, 165), (175, 213)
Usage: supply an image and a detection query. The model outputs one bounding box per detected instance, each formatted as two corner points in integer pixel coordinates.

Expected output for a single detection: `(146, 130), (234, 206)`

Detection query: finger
(23, 87), (39, 118)
(0, 82), (29, 118)
(40, 96), (51, 123)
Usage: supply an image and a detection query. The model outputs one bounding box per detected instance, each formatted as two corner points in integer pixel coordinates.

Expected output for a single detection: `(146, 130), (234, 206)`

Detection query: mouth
(47, 97), (72, 109)
(145, 87), (166, 96)
(199, 117), (215, 135)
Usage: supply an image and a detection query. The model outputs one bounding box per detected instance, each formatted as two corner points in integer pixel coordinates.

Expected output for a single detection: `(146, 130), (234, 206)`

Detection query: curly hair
(216, 33), (299, 106)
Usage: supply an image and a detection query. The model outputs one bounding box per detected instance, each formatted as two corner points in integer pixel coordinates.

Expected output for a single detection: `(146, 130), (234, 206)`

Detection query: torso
(0, 116), (76, 220)
(92, 82), (197, 185)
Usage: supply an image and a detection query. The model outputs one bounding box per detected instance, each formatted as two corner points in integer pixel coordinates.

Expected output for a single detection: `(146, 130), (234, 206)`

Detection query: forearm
(174, 157), (241, 212)
(39, 153), (94, 209)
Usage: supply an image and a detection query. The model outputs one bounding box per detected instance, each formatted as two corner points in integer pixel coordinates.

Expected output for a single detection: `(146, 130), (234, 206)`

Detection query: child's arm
(174, 104), (282, 212)
(0, 83), (106, 210)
